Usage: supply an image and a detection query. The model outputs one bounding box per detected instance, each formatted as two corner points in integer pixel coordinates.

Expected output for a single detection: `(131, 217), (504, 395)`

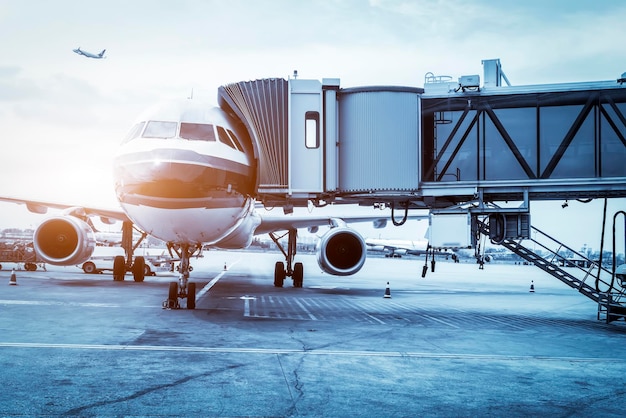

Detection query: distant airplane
(0, 99), (426, 309)
(73, 47), (106, 59)
(365, 238), (430, 258)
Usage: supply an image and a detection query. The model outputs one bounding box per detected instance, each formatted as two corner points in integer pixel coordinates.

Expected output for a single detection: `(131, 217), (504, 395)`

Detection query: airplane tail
(99, 49), (106, 57)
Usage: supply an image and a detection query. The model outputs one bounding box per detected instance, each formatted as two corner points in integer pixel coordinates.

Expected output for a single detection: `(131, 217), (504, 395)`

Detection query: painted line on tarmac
(1, 342), (625, 363)
(292, 298), (318, 320)
(240, 296), (256, 317)
(196, 258), (241, 300)
(421, 314), (460, 329)
(0, 299), (158, 308)
(362, 312), (386, 325)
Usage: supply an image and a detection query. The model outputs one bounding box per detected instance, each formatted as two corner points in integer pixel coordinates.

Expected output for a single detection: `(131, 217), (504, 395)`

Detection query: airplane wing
(255, 213), (429, 235)
(0, 196), (130, 225)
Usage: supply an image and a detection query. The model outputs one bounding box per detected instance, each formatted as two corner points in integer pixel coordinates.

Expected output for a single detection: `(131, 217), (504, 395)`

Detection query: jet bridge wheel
(274, 261), (285, 287)
(293, 262), (304, 288)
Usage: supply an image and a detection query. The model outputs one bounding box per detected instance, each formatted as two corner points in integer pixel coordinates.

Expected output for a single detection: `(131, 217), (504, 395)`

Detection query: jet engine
(33, 216), (96, 266)
(316, 227), (367, 276)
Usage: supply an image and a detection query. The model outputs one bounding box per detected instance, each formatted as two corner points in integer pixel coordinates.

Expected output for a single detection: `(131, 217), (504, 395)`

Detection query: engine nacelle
(316, 227), (367, 276)
(33, 216), (96, 266)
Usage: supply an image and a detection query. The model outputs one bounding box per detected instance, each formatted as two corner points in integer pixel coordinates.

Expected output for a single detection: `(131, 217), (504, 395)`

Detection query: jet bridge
(218, 78), (423, 205)
(218, 60), (626, 210)
(420, 72), (626, 207)
(217, 61), (626, 323)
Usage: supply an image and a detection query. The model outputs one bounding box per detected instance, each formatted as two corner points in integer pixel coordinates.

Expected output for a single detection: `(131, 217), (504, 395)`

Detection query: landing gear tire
(166, 282), (179, 309)
(132, 256), (146, 282)
(187, 282), (196, 310)
(274, 261), (285, 287)
(293, 262), (304, 288)
(113, 256), (126, 281)
(163, 243), (201, 310)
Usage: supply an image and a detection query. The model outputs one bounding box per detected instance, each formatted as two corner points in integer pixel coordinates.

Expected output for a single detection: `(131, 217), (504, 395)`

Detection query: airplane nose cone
(113, 148), (253, 205)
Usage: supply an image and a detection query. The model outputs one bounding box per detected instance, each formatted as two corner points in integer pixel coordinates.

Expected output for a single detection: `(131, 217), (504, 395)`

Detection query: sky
(0, 0), (625, 253)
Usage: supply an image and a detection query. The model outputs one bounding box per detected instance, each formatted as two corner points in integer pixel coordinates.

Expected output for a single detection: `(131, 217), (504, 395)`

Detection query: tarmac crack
(277, 353), (303, 417)
(62, 363), (247, 416)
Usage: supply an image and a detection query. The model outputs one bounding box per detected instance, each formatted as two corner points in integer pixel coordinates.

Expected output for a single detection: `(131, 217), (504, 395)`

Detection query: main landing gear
(163, 243), (200, 310)
(270, 228), (304, 288)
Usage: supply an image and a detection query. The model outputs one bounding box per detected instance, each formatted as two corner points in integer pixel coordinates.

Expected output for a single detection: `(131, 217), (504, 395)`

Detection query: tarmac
(1, 251), (626, 417)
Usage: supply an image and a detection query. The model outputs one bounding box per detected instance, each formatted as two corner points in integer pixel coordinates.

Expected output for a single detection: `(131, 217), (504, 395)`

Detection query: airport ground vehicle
(0, 242), (41, 271)
(79, 247), (173, 276)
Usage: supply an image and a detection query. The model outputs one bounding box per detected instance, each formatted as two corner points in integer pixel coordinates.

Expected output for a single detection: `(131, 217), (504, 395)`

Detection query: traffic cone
(224, 262), (227, 271)
(9, 268), (17, 286)
(529, 280), (535, 293)
(383, 282), (391, 298)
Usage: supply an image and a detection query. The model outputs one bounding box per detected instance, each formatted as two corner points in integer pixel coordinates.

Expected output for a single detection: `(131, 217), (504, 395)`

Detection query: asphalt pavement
(1, 251), (625, 417)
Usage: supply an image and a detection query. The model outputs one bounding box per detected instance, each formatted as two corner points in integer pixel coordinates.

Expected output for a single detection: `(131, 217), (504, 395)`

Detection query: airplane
(73, 47), (106, 59)
(365, 238), (430, 258)
(365, 237), (458, 263)
(1, 99), (426, 309)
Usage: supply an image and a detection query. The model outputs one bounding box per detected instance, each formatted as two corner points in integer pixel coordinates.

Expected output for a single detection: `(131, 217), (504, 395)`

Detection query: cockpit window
(122, 121), (145, 143)
(180, 123), (216, 141)
(142, 121), (177, 138)
(216, 126), (238, 150)
(227, 129), (244, 152)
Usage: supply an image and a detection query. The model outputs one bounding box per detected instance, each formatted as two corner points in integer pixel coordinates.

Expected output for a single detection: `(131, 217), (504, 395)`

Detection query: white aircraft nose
(113, 148), (254, 208)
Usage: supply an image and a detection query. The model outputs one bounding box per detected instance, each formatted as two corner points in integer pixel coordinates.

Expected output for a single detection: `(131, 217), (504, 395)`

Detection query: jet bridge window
(180, 123), (216, 141)
(305, 111), (320, 149)
(142, 121), (177, 139)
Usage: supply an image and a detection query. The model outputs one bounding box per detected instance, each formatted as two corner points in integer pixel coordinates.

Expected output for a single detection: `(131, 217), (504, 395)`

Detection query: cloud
(0, 66), (43, 102)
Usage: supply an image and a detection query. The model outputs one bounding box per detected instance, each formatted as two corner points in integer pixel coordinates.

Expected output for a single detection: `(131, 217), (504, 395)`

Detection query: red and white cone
(9, 268), (17, 285)
(383, 282), (391, 298)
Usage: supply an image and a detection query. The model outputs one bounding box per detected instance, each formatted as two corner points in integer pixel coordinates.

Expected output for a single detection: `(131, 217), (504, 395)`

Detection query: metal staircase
(479, 221), (626, 323)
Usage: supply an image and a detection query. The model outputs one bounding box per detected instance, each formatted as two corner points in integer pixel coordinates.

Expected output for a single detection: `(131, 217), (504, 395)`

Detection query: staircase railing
(478, 220), (626, 323)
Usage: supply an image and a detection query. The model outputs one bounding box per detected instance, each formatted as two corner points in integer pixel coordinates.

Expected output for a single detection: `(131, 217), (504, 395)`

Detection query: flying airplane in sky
(1, 99), (424, 309)
(72, 47), (106, 59)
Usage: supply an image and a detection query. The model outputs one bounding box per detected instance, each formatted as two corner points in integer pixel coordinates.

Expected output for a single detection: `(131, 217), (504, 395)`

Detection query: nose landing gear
(163, 243), (200, 310)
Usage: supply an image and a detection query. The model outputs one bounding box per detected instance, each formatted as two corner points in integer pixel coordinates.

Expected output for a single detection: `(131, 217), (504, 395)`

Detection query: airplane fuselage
(113, 101), (258, 247)
(73, 48), (105, 59)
